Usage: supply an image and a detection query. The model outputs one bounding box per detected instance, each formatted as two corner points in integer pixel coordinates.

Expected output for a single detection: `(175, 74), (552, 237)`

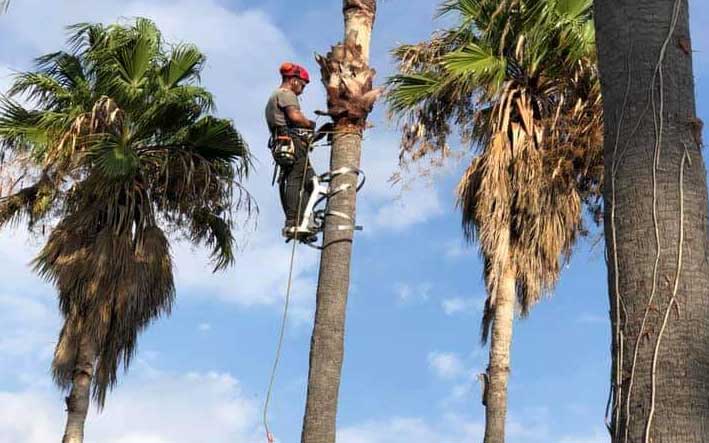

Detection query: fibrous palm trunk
(483, 262), (516, 443)
(595, 1), (709, 441)
(301, 2), (379, 443)
(61, 333), (96, 443)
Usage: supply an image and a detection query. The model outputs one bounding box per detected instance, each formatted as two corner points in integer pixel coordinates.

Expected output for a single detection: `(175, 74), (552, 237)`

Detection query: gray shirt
(265, 88), (300, 133)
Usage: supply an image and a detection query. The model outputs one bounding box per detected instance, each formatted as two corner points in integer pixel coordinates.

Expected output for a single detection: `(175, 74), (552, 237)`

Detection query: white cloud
(441, 297), (480, 316)
(371, 184), (443, 231)
(559, 428), (610, 443)
(0, 231), (59, 385)
(338, 411), (601, 443)
(0, 65), (13, 93)
(558, 429), (609, 443)
(198, 322), (212, 332)
(338, 417), (450, 443)
(343, 130), (450, 234)
(443, 239), (472, 259)
(0, 367), (262, 443)
(395, 282), (432, 303)
(0, 390), (62, 443)
(0, 293), (56, 358)
(427, 351), (465, 380)
(338, 414), (490, 443)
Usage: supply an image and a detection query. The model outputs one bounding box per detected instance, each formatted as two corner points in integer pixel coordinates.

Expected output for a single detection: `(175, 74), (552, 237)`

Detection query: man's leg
(283, 138), (313, 228)
(278, 167), (292, 226)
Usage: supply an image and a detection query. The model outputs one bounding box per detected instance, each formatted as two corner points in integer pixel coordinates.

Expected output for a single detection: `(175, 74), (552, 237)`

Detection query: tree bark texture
(595, 1), (709, 442)
(61, 333), (96, 443)
(301, 2), (379, 443)
(483, 263), (516, 443)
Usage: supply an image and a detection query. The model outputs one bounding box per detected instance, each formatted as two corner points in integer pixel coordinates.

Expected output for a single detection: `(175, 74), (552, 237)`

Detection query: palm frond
(181, 116), (249, 167)
(160, 44), (205, 89)
(441, 43), (507, 89)
(387, 74), (441, 113)
(190, 208), (235, 271)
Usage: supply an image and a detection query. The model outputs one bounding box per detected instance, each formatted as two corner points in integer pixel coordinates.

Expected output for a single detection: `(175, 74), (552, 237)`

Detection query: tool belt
(268, 127), (296, 167)
(268, 127), (314, 167)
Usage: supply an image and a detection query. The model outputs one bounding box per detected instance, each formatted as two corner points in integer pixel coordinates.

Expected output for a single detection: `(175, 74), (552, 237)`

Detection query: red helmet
(279, 62), (310, 84)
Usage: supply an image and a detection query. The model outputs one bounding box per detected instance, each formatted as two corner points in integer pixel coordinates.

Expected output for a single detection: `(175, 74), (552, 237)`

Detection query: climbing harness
(269, 126), (367, 247)
(268, 128), (312, 168)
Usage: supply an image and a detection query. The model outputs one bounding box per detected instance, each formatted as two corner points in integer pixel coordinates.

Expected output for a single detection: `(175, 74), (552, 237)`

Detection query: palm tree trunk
(483, 263), (516, 443)
(595, 1), (709, 441)
(301, 2), (378, 443)
(61, 333), (96, 443)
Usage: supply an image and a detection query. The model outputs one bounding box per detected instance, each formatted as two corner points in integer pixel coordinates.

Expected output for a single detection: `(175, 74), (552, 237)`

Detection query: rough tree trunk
(61, 333), (96, 443)
(595, 1), (709, 442)
(483, 263), (516, 443)
(301, 2), (380, 443)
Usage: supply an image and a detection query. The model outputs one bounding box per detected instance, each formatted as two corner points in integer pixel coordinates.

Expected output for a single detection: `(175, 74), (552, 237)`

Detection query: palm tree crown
(388, 0), (603, 337)
(0, 18), (251, 406)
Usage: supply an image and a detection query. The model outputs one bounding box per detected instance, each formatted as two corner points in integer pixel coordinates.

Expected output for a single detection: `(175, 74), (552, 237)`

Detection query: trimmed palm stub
(315, 31), (381, 129)
(0, 19), (250, 443)
(300, 2), (380, 443)
(387, 1), (602, 442)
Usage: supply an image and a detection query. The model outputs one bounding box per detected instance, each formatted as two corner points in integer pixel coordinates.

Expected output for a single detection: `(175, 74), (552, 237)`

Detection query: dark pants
(278, 135), (315, 227)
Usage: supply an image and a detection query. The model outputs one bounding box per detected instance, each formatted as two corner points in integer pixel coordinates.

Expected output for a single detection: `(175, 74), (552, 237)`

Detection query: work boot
(282, 225), (317, 244)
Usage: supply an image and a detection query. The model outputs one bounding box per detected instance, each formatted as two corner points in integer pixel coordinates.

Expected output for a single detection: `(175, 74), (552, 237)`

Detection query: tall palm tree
(0, 19), (250, 443)
(594, 1), (709, 441)
(387, 1), (602, 441)
(300, 1), (380, 443)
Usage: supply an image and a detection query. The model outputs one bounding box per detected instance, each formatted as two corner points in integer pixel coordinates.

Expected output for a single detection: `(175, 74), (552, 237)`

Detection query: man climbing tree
(300, 1), (380, 443)
(265, 62), (318, 241)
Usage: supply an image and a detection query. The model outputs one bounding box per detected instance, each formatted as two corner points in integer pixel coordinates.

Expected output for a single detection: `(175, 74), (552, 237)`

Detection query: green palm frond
(9, 72), (73, 106)
(66, 22), (106, 53)
(387, 74), (441, 112)
(108, 35), (156, 102)
(438, 0), (495, 31)
(182, 116), (249, 165)
(161, 44), (205, 89)
(441, 43), (507, 89)
(87, 134), (140, 178)
(190, 208), (235, 271)
(0, 96), (50, 152)
(33, 52), (88, 93)
(554, 0), (592, 21)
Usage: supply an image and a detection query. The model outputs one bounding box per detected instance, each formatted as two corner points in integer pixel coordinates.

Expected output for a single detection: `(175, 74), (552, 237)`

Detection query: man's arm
(284, 106), (315, 129)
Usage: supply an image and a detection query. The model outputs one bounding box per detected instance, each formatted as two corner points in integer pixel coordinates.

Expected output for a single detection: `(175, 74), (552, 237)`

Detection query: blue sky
(0, 1), (707, 443)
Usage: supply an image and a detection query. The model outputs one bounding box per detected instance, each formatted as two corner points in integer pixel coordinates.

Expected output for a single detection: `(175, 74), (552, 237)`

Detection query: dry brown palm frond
(455, 70), (603, 341)
(39, 213), (175, 407)
(0, 172), (56, 228)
